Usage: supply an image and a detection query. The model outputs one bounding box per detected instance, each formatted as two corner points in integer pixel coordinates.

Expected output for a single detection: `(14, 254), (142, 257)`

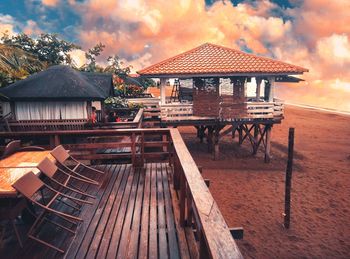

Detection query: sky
(0, 0), (349, 112)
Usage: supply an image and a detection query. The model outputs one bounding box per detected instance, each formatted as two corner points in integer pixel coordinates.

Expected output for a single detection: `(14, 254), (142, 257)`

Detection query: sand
(178, 106), (350, 258)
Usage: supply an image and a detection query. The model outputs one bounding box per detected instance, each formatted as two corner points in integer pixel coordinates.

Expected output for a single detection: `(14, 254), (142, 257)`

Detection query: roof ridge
(207, 43), (308, 72)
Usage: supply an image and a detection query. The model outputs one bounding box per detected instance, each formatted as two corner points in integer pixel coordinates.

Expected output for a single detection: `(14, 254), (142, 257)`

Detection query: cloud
(42, 0), (59, 7)
(68, 49), (87, 68)
(23, 20), (42, 36)
(67, 0), (349, 111)
(0, 14), (17, 37)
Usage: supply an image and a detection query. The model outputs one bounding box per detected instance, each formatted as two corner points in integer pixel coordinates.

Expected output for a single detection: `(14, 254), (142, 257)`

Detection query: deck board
(0, 163), (194, 259)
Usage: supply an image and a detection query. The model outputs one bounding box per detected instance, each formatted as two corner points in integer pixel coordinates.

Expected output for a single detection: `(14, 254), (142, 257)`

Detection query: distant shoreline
(285, 102), (350, 116)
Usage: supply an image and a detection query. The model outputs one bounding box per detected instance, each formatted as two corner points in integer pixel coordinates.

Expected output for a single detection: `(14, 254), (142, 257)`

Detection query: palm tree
(0, 44), (46, 87)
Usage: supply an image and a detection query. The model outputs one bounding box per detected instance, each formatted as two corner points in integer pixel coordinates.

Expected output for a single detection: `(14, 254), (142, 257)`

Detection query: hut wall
(193, 90), (220, 117)
(14, 101), (88, 120)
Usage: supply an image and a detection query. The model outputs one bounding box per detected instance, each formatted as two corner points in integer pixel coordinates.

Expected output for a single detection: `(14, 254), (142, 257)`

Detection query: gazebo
(138, 43), (308, 161)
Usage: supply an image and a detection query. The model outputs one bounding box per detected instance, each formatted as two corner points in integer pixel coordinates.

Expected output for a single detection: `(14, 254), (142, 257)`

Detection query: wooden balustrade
(170, 129), (243, 259)
(160, 103), (194, 120)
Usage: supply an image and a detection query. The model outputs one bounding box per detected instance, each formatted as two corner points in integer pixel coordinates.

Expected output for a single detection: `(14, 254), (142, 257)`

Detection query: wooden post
(253, 124), (259, 155)
(265, 125), (271, 163)
(160, 78), (167, 105)
(131, 133), (136, 168)
(238, 126), (243, 145)
(213, 128), (220, 160)
(256, 77), (262, 101)
(268, 77), (275, 102)
(207, 127), (213, 152)
(199, 126), (205, 143)
(284, 128), (294, 229)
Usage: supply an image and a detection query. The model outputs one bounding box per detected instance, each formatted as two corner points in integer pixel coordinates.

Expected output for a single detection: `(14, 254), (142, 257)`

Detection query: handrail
(170, 129), (243, 259)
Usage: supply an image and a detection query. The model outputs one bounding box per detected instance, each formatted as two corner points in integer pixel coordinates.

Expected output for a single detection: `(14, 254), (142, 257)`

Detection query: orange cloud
(71, 0), (349, 111)
(23, 20), (42, 36)
(42, 0), (59, 7)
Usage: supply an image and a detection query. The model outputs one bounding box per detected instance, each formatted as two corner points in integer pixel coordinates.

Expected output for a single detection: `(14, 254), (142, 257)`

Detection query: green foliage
(104, 96), (129, 108)
(1, 32), (80, 66)
(138, 77), (156, 89)
(81, 43), (105, 72)
(104, 55), (131, 76)
(0, 44), (45, 87)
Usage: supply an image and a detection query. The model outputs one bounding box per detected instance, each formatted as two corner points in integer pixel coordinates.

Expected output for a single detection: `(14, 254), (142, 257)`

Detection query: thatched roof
(0, 65), (114, 101)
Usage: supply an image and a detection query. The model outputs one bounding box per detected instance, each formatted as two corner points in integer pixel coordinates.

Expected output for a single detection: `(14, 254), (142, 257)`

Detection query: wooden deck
(0, 163), (193, 259)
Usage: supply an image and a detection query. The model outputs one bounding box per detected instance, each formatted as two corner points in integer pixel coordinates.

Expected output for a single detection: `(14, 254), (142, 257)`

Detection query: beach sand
(178, 106), (350, 258)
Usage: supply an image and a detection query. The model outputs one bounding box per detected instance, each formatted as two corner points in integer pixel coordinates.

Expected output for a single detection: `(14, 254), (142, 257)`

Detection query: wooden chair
(37, 157), (96, 199)
(1, 140), (45, 159)
(50, 145), (104, 182)
(1, 140), (21, 159)
(12, 171), (92, 253)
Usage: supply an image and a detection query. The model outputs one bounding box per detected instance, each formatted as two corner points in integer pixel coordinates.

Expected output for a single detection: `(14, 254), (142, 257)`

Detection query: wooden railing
(160, 103), (193, 120)
(127, 97), (160, 108)
(93, 108), (144, 129)
(2, 109), (144, 132)
(170, 129), (243, 258)
(245, 102), (275, 119)
(4, 119), (89, 132)
(0, 128), (243, 258)
(273, 98), (284, 119)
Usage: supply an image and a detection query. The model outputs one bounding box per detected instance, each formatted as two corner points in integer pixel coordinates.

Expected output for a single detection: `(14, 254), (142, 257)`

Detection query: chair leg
(12, 220), (23, 248)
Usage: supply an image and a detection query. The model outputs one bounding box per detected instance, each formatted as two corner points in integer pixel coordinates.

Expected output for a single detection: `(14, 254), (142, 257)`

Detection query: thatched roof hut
(0, 65), (114, 120)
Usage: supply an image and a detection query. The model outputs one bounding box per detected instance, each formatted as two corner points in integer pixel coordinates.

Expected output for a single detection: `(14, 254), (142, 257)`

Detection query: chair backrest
(37, 157), (58, 178)
(2, 140), (21, 159)
(12, 171), (44, 198)
(51, 145), (70, 163)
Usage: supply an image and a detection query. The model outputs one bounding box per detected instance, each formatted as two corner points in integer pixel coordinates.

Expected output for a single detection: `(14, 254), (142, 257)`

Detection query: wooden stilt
(199, 126), (205, 143)
(238, 126), (243, 145)
(213, 128), (219, 160)
(207, 127), (213, 152)
(265, 125), (271, 163)
(253, 124), (259, 155)
(284, 128), (294, 229)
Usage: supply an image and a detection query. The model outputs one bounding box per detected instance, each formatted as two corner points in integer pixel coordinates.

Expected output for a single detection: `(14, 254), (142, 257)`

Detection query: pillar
(256, 77), (262, 101)
(268, 77), (275, 102)
(160, 78), (167, 105)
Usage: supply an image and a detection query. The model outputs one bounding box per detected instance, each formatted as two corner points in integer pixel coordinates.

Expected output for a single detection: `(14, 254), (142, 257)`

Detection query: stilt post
(284, 127), (294, 229)
(264, 125), (271, 163)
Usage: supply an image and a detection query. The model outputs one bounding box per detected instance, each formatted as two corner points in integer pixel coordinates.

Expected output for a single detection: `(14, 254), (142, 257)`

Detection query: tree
(104, 55), (131, 76)
(1, 32), (80, 66)
(0, 44), (45, 87)
(81, 43), (105, 72)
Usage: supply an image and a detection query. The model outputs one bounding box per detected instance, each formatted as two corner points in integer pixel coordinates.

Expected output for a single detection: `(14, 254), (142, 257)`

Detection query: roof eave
(138, 71), (307, 78)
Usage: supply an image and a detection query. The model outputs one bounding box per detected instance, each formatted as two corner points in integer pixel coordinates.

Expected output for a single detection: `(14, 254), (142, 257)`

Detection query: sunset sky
(0, 0), (349, 111)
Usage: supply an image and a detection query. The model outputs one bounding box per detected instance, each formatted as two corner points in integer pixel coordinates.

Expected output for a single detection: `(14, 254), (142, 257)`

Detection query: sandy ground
(178, 106), (350, 258)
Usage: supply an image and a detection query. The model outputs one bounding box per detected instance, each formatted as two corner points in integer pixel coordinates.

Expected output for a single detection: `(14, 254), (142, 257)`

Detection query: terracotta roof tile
(138, 43), (308, 76)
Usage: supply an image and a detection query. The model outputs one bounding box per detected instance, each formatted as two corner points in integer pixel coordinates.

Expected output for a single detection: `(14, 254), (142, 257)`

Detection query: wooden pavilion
(138, 43), (308, 161)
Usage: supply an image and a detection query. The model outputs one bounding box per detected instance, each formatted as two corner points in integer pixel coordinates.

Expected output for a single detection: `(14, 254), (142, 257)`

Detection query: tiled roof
(138, 43), (308, 76)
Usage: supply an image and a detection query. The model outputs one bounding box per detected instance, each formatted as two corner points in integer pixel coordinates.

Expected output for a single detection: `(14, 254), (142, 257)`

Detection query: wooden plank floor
(0, 163), (193, 259)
